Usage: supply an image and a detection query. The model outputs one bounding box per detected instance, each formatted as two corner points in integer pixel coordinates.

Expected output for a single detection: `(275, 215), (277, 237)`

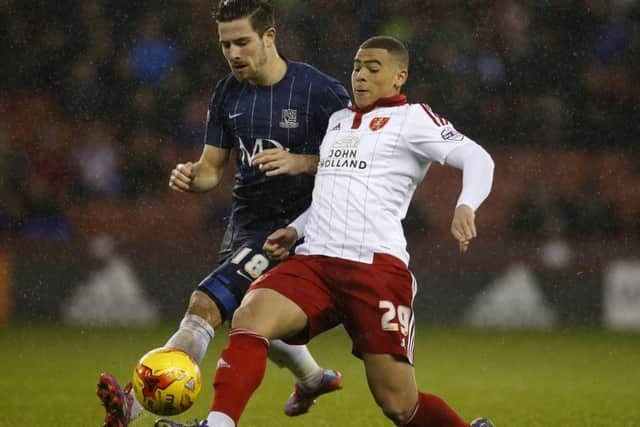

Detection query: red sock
(211, 329), (269, 424)
(403, 392), (468, 427)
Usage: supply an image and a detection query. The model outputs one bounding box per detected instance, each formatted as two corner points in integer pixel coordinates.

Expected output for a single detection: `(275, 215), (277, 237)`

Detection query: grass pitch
(1, 323), (639, 427)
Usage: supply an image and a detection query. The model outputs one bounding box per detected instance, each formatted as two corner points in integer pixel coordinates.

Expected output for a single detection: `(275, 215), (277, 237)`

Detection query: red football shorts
(249, 253), (417, 364)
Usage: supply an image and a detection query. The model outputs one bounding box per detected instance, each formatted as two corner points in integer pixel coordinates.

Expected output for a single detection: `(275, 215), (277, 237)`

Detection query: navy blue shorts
(197, 233), (280, 322)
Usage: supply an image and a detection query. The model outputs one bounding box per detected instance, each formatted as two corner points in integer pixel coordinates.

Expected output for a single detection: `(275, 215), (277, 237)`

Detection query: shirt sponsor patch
(333, 136), (359, 149)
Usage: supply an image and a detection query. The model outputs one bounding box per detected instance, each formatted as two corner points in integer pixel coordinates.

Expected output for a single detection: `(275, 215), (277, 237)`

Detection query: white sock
(130, 314), (214, 421)
(163, 314), (215, 364)
(129, 395), (145, 421)
(267, 340), (323, 389)
(206, 411), (235, 427)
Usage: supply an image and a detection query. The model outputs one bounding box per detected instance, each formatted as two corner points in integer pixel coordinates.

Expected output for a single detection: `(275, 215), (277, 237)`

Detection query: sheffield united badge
(369, 117), (390, 131)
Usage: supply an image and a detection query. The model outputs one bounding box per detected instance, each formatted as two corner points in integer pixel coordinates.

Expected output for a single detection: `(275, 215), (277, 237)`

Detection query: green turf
(1, 323), (639, 426)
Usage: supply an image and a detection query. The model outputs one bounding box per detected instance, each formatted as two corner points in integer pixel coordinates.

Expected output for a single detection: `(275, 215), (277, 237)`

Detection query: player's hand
(169, 162), (195, 192)
(451, 204), (477, 254)
(252, 149), (311, 176)
(263, 226), (298, 261)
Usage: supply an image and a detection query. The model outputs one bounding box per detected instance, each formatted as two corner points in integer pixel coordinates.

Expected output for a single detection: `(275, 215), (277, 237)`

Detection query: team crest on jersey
(369, 117), (390, 131)
(279, 109), (299, 128)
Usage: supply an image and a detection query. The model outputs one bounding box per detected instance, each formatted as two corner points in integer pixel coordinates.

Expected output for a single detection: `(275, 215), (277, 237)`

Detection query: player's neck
(351, 94), (407, 113)
(250, 51), (287, 86)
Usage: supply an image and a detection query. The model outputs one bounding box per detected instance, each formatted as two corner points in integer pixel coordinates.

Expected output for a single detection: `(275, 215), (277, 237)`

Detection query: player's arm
(263, 226), (298, 261)
(251, 150), (318, 176)
(408, 105), (494, 253)
(263, 208), (310, 260)
(169, 145), (231, 193)
(444, 142), (495, 253)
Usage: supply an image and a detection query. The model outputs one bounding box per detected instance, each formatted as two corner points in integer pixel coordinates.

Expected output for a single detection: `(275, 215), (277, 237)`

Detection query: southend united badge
(369, 117), (390, 131)
(279, 109), (299, 128)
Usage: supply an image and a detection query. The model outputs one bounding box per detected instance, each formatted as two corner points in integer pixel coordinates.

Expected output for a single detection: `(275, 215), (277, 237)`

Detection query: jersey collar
(349, 94), (407, 114)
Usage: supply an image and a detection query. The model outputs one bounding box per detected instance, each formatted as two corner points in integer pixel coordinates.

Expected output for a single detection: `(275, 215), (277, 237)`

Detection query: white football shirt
(296, 95), (474, 265)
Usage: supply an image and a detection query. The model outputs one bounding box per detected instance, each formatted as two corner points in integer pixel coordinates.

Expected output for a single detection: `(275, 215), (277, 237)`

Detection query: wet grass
(1, 323), (639, 426)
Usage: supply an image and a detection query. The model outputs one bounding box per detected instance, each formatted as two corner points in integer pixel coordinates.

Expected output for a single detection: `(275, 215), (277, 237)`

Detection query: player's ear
(262, 27), (276, 48)
(394, 69), (408, 90)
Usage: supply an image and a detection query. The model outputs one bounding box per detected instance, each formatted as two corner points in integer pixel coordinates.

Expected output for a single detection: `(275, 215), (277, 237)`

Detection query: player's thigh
(362, 353), (418, 415)
(232, 288), (309, 339)
(341, 254), (417, 362)
(235, 255), (338, 341)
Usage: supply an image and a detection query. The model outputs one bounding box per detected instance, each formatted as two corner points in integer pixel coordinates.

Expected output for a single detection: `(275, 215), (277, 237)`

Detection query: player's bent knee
(372, 389), (417, 425)
(380, 403), (415, 426)
(231, 288), (309, 339)
(229, 301), (261, 331)
(186, 290), (222, 329)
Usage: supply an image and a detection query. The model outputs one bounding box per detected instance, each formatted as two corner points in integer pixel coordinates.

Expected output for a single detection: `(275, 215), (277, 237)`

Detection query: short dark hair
(212, 0), (275, 35)
(360, 36), (409, 69)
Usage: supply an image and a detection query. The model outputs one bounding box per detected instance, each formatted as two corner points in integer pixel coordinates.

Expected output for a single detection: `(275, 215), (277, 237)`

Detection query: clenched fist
(169, 162), (195, 192)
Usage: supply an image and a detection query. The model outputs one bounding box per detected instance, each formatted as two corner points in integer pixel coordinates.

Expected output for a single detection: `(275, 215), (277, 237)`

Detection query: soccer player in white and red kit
(157, 36), (496, 427)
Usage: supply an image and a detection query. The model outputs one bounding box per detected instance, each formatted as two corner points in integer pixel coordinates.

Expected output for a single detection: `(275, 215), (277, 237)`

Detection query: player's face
(352, 48), (407, 109)
(218, 17), (271, 83)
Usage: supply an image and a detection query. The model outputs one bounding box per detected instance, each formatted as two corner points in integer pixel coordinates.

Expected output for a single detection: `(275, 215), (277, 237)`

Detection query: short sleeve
(404, 103), (473, 164)
(204, 77), (234, 149)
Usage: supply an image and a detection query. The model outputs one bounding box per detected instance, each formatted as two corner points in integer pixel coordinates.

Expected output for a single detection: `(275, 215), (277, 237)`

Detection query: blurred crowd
(1, 0), (639, 243)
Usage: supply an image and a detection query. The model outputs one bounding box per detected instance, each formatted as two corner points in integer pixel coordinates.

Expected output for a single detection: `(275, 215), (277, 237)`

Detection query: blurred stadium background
(2, 1), (640, 426)
(2, 0), (639, 328)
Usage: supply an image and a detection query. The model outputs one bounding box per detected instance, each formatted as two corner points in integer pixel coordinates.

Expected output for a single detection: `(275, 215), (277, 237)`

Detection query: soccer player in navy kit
(96, 2), (350, 426)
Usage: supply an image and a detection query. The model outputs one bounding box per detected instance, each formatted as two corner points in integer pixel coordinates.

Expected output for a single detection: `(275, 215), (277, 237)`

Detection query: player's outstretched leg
(284, 368), (343, 416)
(96, 372), (134, 427)
(470, 417), (496, 427)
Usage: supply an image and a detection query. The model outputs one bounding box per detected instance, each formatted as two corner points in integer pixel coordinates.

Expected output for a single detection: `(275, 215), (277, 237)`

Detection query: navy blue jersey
(205, 60), (350, 246)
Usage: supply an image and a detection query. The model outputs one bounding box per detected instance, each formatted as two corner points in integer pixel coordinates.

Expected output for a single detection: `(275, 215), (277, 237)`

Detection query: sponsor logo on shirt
(333, 136), (358, 149)
(440, 125), (465, 141)
(279, 109), (299, 128)
(318, 137), (367, 170)
(237, 136), (287, 168)
(369, 117), (390, 131)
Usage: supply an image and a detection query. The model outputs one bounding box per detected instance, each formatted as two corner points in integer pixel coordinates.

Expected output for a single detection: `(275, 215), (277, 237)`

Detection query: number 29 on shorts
(379, 300), (411, 337)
